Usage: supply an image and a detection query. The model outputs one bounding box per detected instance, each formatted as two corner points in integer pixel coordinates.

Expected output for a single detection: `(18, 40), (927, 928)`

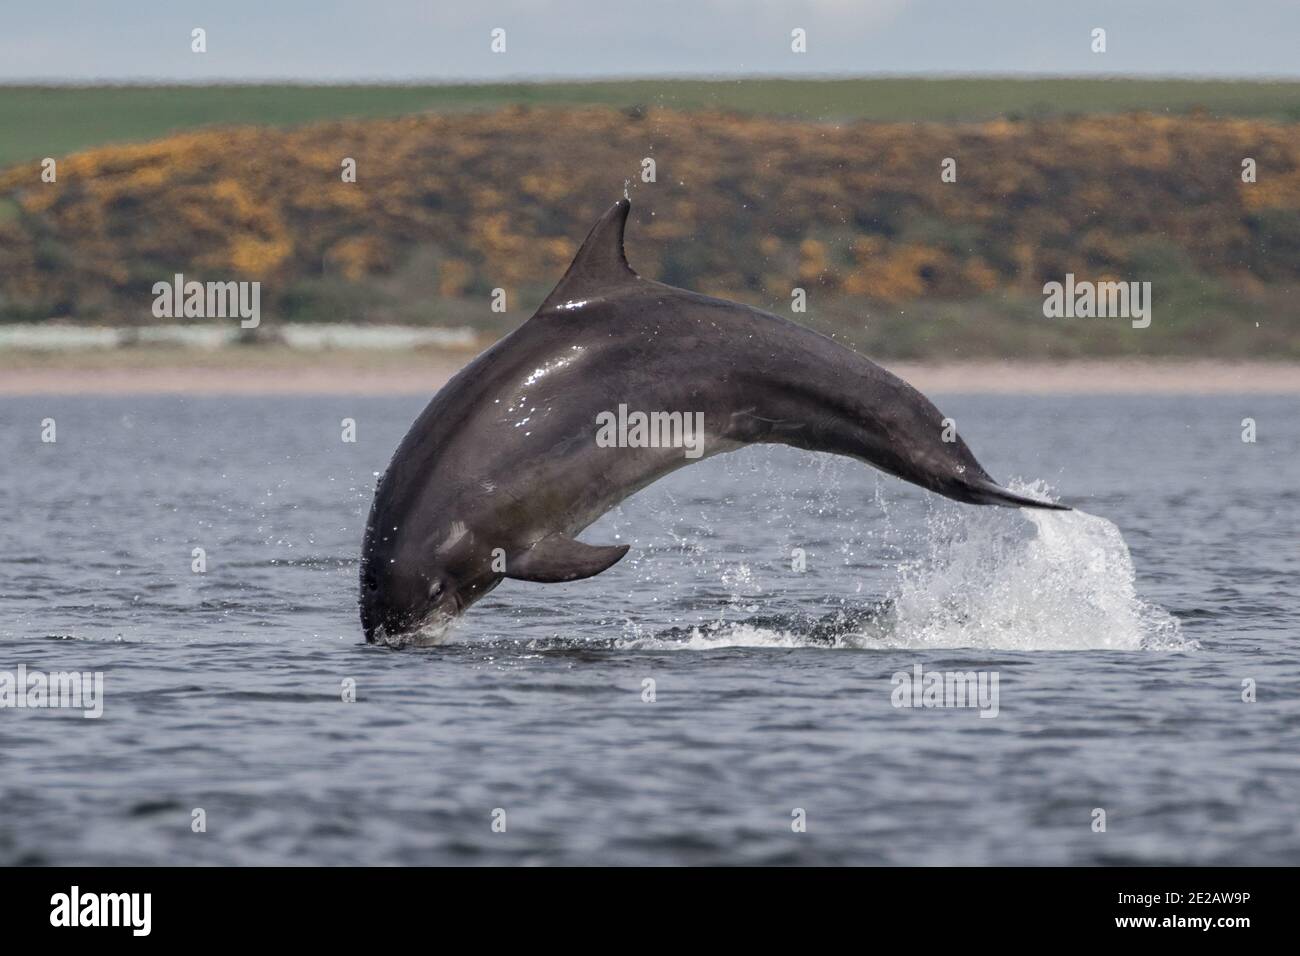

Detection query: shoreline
(1, 355), (1297, 396)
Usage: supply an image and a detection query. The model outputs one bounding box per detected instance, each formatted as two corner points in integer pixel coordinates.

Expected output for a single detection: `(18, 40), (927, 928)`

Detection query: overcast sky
(3, 0), (1297, 82)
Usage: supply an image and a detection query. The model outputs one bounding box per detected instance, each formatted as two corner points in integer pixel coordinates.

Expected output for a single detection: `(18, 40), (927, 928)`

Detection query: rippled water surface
(1, 393), (1296, 865)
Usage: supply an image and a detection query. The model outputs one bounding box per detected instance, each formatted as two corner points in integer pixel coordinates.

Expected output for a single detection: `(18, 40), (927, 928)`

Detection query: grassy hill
(4, 77), (1300, 169)
(1, 80), (1298, 359)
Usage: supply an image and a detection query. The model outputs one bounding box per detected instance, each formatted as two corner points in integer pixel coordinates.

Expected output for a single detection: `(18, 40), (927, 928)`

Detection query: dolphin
(360, 198), (1067, 646)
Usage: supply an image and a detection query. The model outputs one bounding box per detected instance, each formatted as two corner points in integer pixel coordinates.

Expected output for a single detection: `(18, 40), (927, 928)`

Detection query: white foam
(620, 481), (1190, 653)
(873, 481), (1189, 651)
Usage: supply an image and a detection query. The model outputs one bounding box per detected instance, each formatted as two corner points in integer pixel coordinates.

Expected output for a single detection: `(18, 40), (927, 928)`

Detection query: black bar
(0, 867), (1278, 941)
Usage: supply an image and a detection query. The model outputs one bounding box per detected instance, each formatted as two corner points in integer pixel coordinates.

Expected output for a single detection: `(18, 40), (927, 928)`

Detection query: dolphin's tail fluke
(964, 479), (1071, 511)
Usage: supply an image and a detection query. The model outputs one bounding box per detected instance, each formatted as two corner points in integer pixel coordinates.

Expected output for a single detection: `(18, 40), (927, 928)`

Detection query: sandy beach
(1, 351), (1297, 396)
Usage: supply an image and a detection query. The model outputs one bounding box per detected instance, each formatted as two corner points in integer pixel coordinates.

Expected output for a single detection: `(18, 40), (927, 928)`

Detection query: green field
(4, 77), (1300, 169)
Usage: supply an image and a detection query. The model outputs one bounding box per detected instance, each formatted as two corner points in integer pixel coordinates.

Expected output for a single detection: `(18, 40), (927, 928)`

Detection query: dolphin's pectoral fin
(506, 534), (630, 583)
(539, 198), (639, 310)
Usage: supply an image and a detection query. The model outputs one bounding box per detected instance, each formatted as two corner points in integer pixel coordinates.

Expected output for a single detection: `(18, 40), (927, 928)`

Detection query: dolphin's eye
(428, 581), (444, 602)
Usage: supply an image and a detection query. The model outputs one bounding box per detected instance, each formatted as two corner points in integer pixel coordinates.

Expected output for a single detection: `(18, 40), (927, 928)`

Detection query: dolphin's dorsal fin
(505, 534), (629, 583)
(540, 198), (639, 310)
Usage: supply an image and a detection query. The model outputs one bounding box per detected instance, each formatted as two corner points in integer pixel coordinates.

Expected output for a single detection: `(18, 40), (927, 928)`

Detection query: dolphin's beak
(363, 590), (463, 648)
(368, 613), (459, 649)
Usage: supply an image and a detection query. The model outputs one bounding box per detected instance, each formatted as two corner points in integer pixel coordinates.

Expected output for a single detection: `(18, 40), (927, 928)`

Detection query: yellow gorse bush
(0, 106), (1296, 321)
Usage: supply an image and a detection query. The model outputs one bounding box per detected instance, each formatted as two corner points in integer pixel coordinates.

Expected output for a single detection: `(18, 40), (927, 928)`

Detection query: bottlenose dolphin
(360, 198), (1067, 646)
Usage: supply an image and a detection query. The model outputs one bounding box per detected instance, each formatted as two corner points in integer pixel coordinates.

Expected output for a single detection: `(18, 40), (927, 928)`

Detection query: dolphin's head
(360, 560), (456, 647)
(359, 505), (502, 647)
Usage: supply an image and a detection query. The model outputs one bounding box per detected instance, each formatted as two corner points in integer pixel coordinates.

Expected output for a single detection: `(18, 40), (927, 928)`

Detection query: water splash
(620, 481), (1189, 653)
(872, 481), (1188, 651)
